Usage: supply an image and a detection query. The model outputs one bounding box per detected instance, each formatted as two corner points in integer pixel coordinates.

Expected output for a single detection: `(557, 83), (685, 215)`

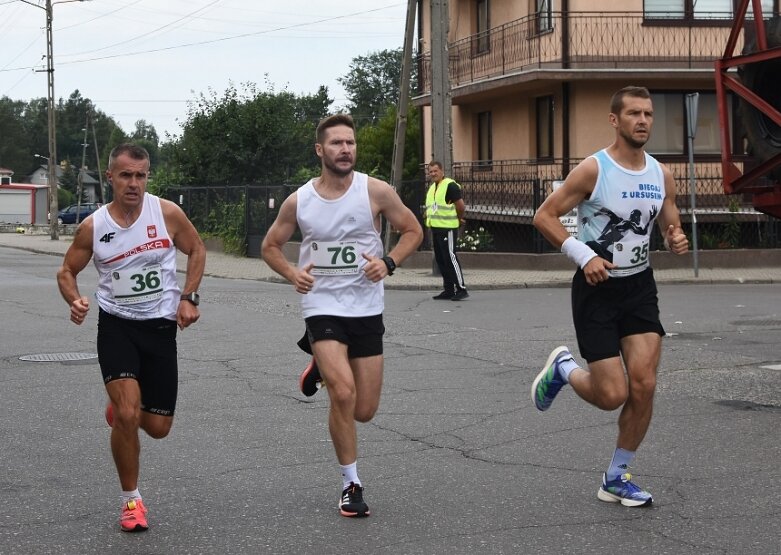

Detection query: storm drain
(20, 352), (98, 363)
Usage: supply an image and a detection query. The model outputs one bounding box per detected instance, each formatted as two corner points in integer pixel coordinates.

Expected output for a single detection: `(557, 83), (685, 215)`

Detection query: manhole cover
(19, 352), (98, 362)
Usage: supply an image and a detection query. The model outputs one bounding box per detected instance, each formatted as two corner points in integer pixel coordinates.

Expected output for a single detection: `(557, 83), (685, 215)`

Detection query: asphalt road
(1, 246), (779, 555)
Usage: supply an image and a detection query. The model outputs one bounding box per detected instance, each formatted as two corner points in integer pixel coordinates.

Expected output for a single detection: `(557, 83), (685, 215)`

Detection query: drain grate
(20, 352), (98, 362)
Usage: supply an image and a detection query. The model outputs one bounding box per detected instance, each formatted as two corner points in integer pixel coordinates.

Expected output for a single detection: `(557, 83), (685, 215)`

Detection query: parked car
(57, 203), (101, 224)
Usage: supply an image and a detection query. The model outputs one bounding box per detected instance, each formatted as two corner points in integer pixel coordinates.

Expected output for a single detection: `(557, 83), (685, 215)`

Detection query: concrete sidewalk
(1, 230), (779, 289)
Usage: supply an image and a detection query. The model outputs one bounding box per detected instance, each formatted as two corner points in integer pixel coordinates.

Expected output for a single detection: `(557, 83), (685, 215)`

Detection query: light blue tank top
(578, 149), (665, 277)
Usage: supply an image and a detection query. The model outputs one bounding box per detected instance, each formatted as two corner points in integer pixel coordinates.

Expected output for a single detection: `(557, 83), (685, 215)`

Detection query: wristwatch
(381, 256), (396, 276)
(180, 292), (200, 306)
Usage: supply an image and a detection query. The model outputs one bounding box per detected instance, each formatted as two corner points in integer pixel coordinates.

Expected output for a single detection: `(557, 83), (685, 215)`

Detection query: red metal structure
(715, 0), (781, 218)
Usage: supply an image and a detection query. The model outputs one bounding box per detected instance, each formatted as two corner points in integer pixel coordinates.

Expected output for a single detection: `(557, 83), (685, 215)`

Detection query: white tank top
(296, 172), (384, 318)
(578, 149), (665, 277)
(92, 193), (180, 320)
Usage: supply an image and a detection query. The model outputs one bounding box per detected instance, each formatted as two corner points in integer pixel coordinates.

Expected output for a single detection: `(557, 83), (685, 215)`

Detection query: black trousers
(431, 227), (466, 292)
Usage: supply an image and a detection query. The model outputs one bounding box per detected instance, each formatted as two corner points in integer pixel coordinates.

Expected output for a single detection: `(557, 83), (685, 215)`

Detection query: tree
(157, 81), (332, 187)
(0, 97), (31, 176)
(131, 119), (160, 168)
(356, 104), (421, 182)
(338, 48), (413, 127)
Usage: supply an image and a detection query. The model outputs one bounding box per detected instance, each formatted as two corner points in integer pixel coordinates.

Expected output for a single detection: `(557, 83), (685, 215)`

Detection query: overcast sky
(0, 0), (409, 139)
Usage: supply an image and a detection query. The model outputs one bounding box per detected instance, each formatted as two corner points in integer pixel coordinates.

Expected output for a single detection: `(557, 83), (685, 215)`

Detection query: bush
(457, 226), (495, 252)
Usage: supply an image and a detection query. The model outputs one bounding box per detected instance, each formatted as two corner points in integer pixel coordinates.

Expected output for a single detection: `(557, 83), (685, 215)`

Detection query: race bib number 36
(111, 263), (164, 304)
(310, 241), (360, 275)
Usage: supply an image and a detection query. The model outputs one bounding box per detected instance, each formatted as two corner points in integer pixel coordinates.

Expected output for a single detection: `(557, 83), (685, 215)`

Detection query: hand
(665, 224), (689, 254)
(294, 263), (315, 294)
(176, 300), (200, 330)
(582, 256), (615, 286)
(70, 296), (90, 325)
(361, 253), (387, 283)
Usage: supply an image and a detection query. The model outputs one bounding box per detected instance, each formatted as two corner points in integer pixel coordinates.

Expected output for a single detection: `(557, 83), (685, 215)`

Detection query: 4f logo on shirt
(99, 232), (116, 243)
(147, 225), (157, 238)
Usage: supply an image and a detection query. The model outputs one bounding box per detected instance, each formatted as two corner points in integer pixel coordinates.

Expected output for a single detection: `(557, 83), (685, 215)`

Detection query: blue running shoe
(531, 346), (571, 411)
(597, 472), (653, 507)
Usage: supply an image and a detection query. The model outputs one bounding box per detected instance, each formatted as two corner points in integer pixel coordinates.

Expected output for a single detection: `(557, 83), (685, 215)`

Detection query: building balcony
(415, 12), (742, 99)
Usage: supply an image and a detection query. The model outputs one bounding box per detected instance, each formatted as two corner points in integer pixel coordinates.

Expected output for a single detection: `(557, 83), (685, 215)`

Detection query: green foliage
(719, 197), (741, 248)
(59, 161), (78, 194)
(0, 89), (131, 189)
(355, 105), (421, 182)
(159, 81), (331, 186)
(57, 187), (74, 209)
(457, 227), (495, 252)
(338, 49), (414, 127)
(202, 198), (247, 255)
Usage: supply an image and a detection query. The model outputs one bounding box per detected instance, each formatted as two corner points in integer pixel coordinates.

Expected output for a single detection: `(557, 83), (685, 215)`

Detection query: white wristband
(561, 236), (598, 269)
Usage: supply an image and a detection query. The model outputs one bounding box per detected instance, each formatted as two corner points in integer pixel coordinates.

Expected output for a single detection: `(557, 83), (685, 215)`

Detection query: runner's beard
(621, 128), (649, 149)
(324, 157), (355, 177)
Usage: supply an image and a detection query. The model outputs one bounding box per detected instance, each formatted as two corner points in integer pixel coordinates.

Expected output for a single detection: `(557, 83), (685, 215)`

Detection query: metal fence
(441, 159), (779, 253)
(416, 11), (742, 94)
(166, 167), (779, 257)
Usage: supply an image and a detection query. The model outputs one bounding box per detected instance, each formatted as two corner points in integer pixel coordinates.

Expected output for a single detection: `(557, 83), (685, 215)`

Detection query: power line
(0, 2), (403, 72)
(63, 0), (222, 56)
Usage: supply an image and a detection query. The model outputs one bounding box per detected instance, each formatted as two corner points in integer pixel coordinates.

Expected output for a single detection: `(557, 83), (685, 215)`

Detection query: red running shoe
(120, 498), (148, 532)
(299, 358), (323, 397)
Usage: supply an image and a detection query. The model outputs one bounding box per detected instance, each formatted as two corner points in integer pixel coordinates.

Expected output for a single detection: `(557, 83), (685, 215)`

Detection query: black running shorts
(97, 308), (179, 416)
(298, 314), (385, 358)
(571, 267), (665, 363)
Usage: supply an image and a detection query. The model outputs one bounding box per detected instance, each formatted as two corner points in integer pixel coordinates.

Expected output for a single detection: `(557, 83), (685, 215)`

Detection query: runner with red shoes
(57, 144), (206, 531)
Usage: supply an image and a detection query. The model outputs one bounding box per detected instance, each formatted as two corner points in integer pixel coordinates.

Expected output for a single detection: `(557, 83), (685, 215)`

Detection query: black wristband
(382, 256), (396, 276)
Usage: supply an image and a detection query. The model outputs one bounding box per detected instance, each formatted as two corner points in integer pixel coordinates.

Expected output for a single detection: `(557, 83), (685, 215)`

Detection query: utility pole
(90, 107), (105, 204)
(45, 0), (59, 239)
(385, 0), (418, 252)
(22, 0), (88, 239)
(76, 113), (89, 223)
(430, 0), (452, 173)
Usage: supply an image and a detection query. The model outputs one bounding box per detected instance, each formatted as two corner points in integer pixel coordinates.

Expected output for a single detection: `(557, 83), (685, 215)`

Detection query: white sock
(340, 462), (360, 489)
(121, 489), (141, 505)
(557, 353), (581, 383)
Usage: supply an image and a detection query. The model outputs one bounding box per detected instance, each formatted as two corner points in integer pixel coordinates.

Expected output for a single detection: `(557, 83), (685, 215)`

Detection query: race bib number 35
(111, 263), (164, 304)
(310, 241), (360, 275)
(610, 238), (650, 277)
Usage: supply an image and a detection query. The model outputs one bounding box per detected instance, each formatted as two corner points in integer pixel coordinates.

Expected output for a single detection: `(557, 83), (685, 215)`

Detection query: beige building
(413, 0), (779, 251)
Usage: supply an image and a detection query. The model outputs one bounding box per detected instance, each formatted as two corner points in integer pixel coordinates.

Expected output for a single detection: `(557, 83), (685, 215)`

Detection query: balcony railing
(416, 12), (741, 94)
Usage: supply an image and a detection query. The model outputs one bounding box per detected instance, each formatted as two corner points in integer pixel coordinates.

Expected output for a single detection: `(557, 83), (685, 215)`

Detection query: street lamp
(20, 0), (90, 240)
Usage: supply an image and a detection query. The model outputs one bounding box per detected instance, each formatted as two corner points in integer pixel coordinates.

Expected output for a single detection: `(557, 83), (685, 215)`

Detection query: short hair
(610, 86), (651, 116)
(108, 143), (150, 169)
(316, 114), (355, 144)
(428, 160), (443, 169)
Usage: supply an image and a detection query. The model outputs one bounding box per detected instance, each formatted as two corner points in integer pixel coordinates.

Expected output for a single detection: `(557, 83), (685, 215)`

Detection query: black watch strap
(382, 256), (396, 276)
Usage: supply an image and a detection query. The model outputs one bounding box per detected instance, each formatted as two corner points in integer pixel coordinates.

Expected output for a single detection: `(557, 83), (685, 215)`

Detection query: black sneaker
(432, 290), (455, 300)
(451, 289), (469, 301)
(339, 482), (370, 517)
(299, 358), (323, 397)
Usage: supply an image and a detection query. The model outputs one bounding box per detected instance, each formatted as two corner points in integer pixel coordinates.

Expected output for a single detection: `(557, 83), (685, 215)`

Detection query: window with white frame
(645, 92), (730, 155)
(476, 0), (490, 53)
(535, 0), (552, 33)
(644, 0), (775, 21)
(536, 96), (554, 159)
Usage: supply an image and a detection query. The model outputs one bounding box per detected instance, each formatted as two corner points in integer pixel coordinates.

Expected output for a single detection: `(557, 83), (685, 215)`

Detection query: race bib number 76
(310, 241), (360, 275)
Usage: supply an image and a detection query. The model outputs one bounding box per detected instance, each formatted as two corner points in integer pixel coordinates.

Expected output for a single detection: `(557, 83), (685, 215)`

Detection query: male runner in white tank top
(532, 86), (689, 507)
(262, 114), (423, 517)
(57, 143), (206, 532)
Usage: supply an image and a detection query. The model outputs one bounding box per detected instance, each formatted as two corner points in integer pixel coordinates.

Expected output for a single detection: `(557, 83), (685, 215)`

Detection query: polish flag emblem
(147, 225), (157, 238)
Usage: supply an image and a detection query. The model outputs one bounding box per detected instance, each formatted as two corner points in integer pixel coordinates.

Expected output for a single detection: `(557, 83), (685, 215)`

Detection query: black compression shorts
(97, 308), (179, 416)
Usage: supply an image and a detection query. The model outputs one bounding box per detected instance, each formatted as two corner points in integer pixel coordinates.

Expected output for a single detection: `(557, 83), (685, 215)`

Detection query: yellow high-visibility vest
(425, 178), (460, 228)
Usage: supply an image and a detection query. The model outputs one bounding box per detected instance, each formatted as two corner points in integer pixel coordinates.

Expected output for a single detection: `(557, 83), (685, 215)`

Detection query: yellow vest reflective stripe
(425, 178), (460, 228)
